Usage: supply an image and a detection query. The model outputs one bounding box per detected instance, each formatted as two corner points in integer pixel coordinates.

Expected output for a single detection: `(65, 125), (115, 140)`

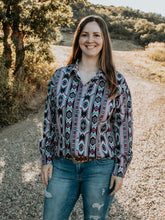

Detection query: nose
(87, 35), (94, 42)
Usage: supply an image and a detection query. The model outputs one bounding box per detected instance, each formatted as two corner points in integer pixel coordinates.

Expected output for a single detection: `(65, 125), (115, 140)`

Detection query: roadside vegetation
(146, 42), (165, 62)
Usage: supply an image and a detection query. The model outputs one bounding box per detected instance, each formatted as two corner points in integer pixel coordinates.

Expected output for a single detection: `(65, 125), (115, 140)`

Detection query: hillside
(62, 1), (165, 46)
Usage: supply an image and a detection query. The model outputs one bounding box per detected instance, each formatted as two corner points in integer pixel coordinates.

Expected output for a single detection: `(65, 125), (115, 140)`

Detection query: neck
(79, 55), (99, 72)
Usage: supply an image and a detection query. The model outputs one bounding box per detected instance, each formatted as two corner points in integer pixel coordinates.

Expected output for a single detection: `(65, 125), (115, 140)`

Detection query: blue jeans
(43, 158), (115, 220)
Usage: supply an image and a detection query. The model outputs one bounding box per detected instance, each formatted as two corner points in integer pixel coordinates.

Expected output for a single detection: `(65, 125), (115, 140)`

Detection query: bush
(0, 57), (20, 125)
(0, 46), (56, 127)
(109, 22), (132, 39)
(145, 42), (165, 62)
(24, 44), (55, 91)
(156, 23), (165, 33)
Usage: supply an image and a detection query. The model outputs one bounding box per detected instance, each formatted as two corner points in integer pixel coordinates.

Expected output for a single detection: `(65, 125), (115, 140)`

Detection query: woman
(40, 15), (133, 220)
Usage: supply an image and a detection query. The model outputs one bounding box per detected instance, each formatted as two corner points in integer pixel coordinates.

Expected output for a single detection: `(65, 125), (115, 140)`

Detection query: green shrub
(0, 47), (56, 127)
(0, 57), (19, 125)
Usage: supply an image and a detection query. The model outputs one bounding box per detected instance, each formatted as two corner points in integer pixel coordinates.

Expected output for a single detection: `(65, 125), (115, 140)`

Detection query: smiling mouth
(85, 45), (96, 49)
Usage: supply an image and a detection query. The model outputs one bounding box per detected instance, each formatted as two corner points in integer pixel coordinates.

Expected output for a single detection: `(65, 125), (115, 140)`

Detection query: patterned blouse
(39, 61), (133, 177)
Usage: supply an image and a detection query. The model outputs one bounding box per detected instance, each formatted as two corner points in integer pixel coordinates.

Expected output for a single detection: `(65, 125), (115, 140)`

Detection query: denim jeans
(43, 158), (115, 220)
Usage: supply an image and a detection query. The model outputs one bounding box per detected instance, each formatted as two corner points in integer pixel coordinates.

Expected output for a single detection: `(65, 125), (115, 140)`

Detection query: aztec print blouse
(39, 61), (133, 177)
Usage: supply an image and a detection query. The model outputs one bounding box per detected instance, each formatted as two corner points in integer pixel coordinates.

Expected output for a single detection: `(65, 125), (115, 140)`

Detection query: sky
(88, 0), (165, 17)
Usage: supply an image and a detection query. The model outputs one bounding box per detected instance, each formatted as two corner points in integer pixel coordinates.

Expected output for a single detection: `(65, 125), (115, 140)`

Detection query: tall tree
(0, 0), (78, 80)
(0, 1), (12, 68)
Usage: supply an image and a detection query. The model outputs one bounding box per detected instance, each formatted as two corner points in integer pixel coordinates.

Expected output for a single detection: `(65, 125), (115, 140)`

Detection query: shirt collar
(96, 68), (106, 80)
(67, 60), (79, 76)
(67, 60), (106, 80)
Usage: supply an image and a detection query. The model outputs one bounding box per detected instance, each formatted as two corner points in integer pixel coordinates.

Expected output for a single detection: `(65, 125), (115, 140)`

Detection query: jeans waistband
(64, 156), (104, 164)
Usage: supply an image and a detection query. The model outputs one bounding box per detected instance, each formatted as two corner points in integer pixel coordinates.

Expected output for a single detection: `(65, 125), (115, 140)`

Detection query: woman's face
(79, 21), (103, 60)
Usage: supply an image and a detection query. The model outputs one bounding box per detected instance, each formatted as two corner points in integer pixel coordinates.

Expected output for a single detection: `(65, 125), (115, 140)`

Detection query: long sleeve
(112, 80), (133, 178)
(39, 78), (55, 165)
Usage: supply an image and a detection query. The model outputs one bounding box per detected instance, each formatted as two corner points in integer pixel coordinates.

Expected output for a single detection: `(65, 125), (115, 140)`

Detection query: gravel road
(0, 46), (164, 220)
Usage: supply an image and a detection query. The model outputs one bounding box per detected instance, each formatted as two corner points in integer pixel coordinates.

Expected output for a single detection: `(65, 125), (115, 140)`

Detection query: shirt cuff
(113, 163), (125, 178)
(39, 139), (53, 165)
(41, 155), (53, 165)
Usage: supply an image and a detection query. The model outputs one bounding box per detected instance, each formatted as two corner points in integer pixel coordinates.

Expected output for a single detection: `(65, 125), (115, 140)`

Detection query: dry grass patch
(116, 44), (165, 84)
(145, 42), (165, 62)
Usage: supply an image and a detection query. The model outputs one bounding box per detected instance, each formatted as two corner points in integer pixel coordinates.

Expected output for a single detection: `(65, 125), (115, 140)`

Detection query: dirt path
(0, 45), (165, 220)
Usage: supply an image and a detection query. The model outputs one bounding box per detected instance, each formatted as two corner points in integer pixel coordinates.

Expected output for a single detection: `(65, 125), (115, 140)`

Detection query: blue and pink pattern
(39, 62), (133, 177)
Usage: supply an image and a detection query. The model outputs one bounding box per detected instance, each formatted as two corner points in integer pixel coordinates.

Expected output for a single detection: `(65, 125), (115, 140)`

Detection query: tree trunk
(11, 29), (25, 80)
(2, 22), (12, 69)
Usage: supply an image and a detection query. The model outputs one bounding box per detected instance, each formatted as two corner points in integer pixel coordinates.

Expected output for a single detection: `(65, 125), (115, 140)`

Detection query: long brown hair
(67, 15), (117, 98)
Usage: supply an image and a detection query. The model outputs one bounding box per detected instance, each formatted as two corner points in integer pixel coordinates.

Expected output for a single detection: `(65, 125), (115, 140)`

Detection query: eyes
(81, 33), (102, 38)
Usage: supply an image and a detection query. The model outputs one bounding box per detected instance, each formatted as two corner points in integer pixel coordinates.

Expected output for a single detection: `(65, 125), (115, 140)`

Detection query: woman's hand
(41, 164), (53, 186)
(109, 175), (123, 195)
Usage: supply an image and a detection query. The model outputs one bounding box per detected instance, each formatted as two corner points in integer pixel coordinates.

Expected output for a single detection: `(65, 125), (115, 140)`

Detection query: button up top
(39, 62), (133, 177)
